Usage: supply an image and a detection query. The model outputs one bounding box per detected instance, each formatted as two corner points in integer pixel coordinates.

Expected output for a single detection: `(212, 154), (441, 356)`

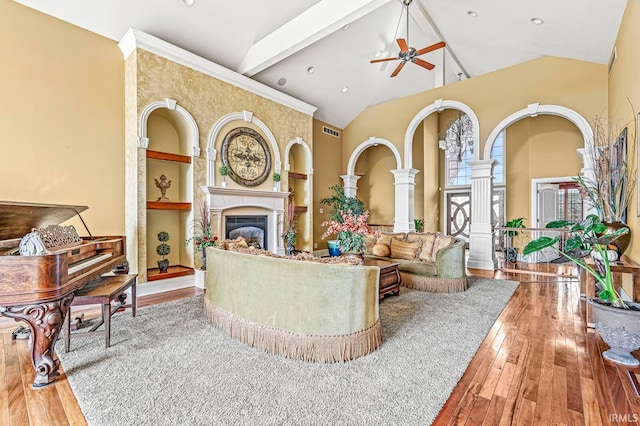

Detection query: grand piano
(0, 201), (126, 388)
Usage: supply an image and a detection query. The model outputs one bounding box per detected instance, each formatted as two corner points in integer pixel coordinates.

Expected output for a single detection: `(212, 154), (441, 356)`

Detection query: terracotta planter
(588, 298), (640, 366)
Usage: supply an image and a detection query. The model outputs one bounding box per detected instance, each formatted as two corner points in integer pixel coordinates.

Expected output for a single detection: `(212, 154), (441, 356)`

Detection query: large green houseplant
(523, 214), (640, 365)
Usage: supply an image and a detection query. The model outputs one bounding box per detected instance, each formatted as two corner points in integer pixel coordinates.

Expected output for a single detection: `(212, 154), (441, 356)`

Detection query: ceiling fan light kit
(370, 0), (445, 77)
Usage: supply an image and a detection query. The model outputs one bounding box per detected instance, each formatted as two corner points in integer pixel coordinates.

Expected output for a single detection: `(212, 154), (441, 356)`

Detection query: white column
(340, 174), (361, 197)
(468, 159), (497, 270)
(576, 147), (599, 217)
(391, 168), (419, 233)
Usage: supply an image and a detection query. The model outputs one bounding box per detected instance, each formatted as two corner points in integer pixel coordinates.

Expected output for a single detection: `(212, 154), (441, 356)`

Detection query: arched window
(441, 115), (505, 242)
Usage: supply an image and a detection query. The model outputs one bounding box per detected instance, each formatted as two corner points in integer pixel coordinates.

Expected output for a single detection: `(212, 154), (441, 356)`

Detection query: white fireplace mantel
(201, 186), (289, 254)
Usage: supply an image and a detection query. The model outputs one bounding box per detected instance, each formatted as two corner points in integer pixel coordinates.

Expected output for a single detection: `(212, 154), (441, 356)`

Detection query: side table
(364, 259), (401, 299)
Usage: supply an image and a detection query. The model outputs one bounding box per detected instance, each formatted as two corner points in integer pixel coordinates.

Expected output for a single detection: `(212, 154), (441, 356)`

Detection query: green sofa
(204, 247), (382, 362)
(365, 232), (468, 293)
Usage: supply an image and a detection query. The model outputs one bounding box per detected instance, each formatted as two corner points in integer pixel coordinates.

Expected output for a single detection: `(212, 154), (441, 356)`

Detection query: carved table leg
(0, 293), (74, 388)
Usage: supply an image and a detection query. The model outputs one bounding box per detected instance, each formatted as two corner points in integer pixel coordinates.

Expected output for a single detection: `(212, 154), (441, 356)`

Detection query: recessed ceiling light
(342, 24), (350, 31)
(307, 66), (315, 74)
(182, 0), (195, 6)
(341, 86), (349, 94)
(277, 78), (287, 86)
(467, 11), (478, 17)
(374, 50), (382, 58)
(531, 17), (544, 25)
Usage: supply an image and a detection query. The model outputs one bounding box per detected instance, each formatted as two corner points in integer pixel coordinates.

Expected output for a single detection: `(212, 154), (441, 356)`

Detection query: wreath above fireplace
(221, 127), (272, 187)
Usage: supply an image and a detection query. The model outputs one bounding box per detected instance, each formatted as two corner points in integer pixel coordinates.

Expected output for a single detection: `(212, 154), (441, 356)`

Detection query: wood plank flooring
(2, 272), (639, 425)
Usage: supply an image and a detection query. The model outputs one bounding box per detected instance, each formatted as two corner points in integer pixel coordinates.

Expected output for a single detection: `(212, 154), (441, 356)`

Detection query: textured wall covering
(127, 48), (313, 281)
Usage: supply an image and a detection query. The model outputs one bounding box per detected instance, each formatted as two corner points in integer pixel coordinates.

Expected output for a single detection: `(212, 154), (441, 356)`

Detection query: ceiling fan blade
(370, 57), (399, 63)
(396, 38), (409, 53)
(390, 61), (406, 77)
(413, 58), (435, 70)
(416, 41), (446, 56)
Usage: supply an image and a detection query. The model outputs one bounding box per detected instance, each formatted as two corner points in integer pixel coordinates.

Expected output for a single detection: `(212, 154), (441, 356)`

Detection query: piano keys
(0, 201), (126, 388)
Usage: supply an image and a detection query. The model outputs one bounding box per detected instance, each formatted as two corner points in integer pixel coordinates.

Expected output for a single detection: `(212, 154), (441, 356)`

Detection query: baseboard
(135, 275), (196, 297)
(314, 249), (330, 257)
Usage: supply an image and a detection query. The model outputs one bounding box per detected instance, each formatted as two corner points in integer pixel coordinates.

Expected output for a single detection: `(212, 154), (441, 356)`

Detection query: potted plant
(273, 172), (281, 191)
(281, 200), (297, 255)
(218, 165), (230, 187)
(503, 217), (525, 263)
(414, 218), (424, 233)
(185, 201), (218, 271)
(156, 231), (171, 272)
(320, 184), (366, 256)
(523, 214), (640, 366)
(320, 184), (365, 221)
(573, 114), (636, 254)
(322, 210), (373, 259)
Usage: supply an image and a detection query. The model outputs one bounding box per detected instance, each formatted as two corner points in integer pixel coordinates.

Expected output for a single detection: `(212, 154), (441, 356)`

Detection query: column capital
(340, 175), (361, 198)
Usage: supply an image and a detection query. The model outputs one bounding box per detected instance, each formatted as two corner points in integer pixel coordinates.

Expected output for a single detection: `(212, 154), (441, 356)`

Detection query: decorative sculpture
(154, 174), (172, 201)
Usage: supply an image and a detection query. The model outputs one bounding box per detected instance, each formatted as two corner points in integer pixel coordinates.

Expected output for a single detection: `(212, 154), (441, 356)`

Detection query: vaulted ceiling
(16, 0), (628, 128)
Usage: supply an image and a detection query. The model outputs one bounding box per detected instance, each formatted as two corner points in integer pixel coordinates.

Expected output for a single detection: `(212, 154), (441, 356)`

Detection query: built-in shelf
(288, 171), (307, 180)
(147, 265), (194, 281)
(146, 149), (191, 164)
(147, 201), (192, 210)
(293, 206), (308, 213)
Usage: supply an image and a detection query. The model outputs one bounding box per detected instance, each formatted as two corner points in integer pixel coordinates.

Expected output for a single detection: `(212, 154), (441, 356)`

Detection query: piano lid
(0, 201), (88, 241)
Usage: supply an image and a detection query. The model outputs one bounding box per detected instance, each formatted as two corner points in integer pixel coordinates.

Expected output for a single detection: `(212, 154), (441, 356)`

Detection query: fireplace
(225, 215), (268, 249)
(203, 186), (288, 255)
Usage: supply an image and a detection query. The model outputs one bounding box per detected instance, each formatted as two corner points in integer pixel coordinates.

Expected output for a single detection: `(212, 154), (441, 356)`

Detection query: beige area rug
(58, 276), (518, 426)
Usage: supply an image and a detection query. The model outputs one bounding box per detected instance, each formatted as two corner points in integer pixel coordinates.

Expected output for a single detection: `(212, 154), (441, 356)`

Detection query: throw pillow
(390, 239), (421, 260)
(377, 232), (406, 246)
(411, 234), (437, 262)
(431, 235), (456, 260)
(363, 233), (377, 255)
(371, 243), (391, 257)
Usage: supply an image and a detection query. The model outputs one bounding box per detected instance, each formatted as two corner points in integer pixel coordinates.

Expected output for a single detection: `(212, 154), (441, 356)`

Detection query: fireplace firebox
(225, 215), (268, 250)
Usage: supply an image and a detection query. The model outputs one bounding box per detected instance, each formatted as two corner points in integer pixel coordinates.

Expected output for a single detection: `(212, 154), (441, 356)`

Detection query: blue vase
(327, 240), (341, 257)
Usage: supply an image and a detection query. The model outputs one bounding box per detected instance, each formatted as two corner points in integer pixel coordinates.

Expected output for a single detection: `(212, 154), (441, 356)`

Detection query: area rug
(59, 276), (518, 426)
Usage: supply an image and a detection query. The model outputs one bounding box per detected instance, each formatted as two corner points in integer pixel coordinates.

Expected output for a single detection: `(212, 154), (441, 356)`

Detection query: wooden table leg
(131, 281), (137, 317)
(103, 302), (111, 348)
(64, 306), (71, 353)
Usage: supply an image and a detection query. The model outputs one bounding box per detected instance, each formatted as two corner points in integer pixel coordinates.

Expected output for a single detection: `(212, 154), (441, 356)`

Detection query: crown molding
(118, 28), (317, 117)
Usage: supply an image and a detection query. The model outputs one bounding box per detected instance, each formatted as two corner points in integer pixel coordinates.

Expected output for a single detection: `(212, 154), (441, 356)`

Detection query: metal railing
(493, 226), (579, 278)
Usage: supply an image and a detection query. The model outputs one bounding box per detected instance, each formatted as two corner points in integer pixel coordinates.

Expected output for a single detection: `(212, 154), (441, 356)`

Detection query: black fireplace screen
(225, 215), (268, 250)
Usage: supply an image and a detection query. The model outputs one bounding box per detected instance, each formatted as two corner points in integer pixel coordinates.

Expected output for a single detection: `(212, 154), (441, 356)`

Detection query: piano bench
(64, 274), (137, 352)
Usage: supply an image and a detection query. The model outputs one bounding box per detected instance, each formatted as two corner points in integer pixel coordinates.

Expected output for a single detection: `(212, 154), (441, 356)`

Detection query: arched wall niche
(205, 110), (281, 187)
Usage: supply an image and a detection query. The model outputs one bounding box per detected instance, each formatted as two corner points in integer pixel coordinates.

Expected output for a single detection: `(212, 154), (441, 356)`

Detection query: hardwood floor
(1, 272), (639, 425)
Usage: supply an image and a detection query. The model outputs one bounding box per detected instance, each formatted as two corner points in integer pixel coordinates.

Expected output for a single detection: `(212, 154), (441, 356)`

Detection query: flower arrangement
(281, 200), (297, 246)
(322, 210), (373, 253)
(185, 202), (218, 269)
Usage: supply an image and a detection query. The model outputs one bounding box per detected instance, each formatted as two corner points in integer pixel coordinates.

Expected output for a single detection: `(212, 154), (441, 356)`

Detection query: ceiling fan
(370, 0), (446, 77)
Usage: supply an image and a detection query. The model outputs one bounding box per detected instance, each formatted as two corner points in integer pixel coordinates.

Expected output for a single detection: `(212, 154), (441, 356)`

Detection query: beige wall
(312, 119), (343, 249)
(608, 0), (640, 263)
(344, 56), (607, 232)
(0, 2), (124, 235)
(505, 116), (584, 224)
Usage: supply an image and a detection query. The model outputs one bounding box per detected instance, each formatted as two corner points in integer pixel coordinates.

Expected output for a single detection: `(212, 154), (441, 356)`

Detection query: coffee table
(364, 259), (401, 299)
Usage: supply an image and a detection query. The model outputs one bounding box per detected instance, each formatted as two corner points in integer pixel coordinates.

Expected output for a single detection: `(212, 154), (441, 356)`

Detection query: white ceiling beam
(409, 1), (470, 79)
(238, 0), (392, 77)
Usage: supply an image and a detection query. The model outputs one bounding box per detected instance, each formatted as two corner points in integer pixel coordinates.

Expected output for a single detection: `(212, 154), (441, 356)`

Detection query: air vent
(608, 46), (617, 75)
(322, 126), (340, 138)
